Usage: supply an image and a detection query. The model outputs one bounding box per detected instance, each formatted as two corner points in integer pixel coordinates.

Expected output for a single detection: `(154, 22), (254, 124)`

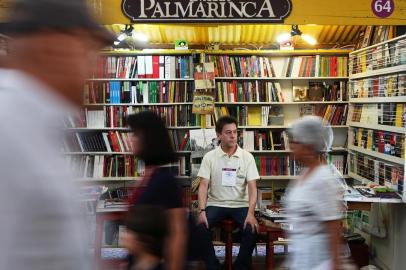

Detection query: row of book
(351, 103), (405, 127)
(351, 128), (405, 159)
(240, 130), (288, 151)
(63, 131), (133, 153)
(67, 154), (189, 178)
(349, 152), (404, 193)
(254, 156), (290, 176)
(213, 106), (284, 127)
(354, 26), (395, 50)
(84, 81), (194, 104)
(350, 38), (406, 74)
(215, 80), (285, 102)
(293, 81), (348, 102)
(77, 106), (201, 128)
(318, 105), (348, 125)
(350, 73), (406, 98)
(327, 154), (347, 175)
(67, 155), (145, 178)
(206, 55), (348, 78)
(92, 55), (195, 79)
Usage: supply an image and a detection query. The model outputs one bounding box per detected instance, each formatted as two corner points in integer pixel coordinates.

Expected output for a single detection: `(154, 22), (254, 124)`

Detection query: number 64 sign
(372, 0), (394, 18)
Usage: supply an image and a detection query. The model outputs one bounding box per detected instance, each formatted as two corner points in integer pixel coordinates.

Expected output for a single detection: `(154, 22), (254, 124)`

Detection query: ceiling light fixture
(276, 25), (317, 46)
(132, 32), (149, 42)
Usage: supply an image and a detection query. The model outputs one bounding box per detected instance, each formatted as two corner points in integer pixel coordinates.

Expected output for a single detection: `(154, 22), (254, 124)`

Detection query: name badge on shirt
(222, 168), (237, 187)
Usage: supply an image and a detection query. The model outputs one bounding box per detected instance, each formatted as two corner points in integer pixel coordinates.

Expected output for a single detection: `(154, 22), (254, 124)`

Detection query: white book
(83, 156), (90, 178)
(93, 155), (99, 178)
(291, 57), (302, 78)
(164, 56), (171, 78)
(243, 130), (255, 151)
(102, 132), (112, 152)
(170, 56), (176, 78)
(145, 55), (153, 77)
(137, 56), (146, 77)
(98, 156), (105, 178)
(131, 85), (137, 104)
(75, 133), (85, 152)
(159, 55), (165, 79)
(270, 57), (286, 77)
(315, 55), (320, 77)
(142, 82), (149, 104)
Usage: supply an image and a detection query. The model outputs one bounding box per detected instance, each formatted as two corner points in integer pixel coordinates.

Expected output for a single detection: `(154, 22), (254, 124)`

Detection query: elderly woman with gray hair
(284, 116), (352, 270)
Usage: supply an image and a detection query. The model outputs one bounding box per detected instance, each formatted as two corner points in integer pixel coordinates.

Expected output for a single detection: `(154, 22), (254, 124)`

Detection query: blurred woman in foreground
(285, 116), (346, 270)
(127, 111), (187, 270)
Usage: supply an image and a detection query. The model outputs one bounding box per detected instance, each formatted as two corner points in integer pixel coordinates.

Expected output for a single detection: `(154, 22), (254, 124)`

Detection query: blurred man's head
(4, 0), (114, 105)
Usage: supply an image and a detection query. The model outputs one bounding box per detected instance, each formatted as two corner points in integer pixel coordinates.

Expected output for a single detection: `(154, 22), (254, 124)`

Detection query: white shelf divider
(349, 65), (406, 80)
(348, 146), (405, 165)
(349, 97), (406, 103)
(348, 122), (405, 134)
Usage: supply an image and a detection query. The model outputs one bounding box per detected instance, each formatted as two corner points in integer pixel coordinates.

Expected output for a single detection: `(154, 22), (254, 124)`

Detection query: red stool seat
(220, 219), (237, 270)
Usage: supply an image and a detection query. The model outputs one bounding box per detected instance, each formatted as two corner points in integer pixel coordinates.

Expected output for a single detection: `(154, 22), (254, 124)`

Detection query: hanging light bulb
(276, 25), (317, 46)
(301, 34), (317, 45)
(132, 32), (149, 42)
(276, 33), (291, 43)
(117, 33), (127, 41)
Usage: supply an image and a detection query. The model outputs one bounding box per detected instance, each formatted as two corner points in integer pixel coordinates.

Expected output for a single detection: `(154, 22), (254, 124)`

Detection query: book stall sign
(371, 0), (394, 18)
(193, 62), (215, 114)
(122, 0), (292, 23)
(192, 91), (215, 114)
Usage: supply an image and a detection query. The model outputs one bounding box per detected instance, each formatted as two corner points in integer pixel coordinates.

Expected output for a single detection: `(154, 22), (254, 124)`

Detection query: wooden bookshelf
(71, 49), (350, 183)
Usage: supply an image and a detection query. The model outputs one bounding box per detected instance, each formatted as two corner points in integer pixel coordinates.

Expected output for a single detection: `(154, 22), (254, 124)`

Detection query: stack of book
(215, 80), (284, 102)
(350, 74), (406, 98)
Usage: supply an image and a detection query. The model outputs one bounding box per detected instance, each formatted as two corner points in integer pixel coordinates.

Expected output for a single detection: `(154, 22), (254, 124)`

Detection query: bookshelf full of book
(66, 49), (352, 185)
(348, 34), (406, 202)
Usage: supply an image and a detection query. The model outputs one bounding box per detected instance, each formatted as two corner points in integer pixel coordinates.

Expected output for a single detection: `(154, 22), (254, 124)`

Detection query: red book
(306, 57), (313, 77)
(152, 56), (159, 78)
(378, 131), (385, 153)
(108, 131), (120, 152)
(179, 132), (189, 151)
(373, 79), (379, 96)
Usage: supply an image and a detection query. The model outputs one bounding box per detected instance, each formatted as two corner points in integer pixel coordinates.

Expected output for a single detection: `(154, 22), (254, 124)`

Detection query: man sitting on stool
(197, 116), (259, 270)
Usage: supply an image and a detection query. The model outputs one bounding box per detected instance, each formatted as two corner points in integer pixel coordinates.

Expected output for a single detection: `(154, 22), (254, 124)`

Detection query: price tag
(371, 0), (394, 18)
(222, 168), (237, 187)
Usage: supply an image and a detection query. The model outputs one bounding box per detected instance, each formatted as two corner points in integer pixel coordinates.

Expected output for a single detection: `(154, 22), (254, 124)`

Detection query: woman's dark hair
(127, 111), (177, 166)
(215, 115), (238, 134)
(126, 205), (168, 258)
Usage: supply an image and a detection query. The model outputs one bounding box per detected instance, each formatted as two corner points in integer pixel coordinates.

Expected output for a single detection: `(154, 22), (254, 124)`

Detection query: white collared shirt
(198, 145), (259, 208)
(0, 69), (90, 270)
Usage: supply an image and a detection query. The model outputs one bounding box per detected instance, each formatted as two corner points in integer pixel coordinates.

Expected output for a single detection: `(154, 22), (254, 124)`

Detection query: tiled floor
(101, 245), (288, 270)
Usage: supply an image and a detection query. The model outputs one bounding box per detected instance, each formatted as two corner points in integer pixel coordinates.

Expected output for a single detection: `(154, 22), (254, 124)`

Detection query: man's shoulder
(238, 147), (255, 159)
(203, 148), (218, 159)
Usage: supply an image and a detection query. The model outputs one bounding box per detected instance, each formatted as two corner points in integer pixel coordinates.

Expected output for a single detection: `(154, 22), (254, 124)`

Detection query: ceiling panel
(106, 24), (366, 48)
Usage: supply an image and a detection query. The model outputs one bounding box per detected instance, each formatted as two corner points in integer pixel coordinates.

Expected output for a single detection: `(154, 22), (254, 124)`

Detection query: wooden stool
(220, 219), (237, 270)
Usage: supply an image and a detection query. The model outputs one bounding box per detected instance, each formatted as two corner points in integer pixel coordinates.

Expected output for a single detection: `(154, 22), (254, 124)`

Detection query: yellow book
(220, 106), (229, 116)
(269, 131), (274, 151)
(367, 130), (373, 150)
(323, 105), (332, 122)
(395, 104), (403, 127)
(361, 54), (367, 73)
(357, 128), (363, 147)
(247, 106), (262, 126)
(388, 77), (393, 97)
